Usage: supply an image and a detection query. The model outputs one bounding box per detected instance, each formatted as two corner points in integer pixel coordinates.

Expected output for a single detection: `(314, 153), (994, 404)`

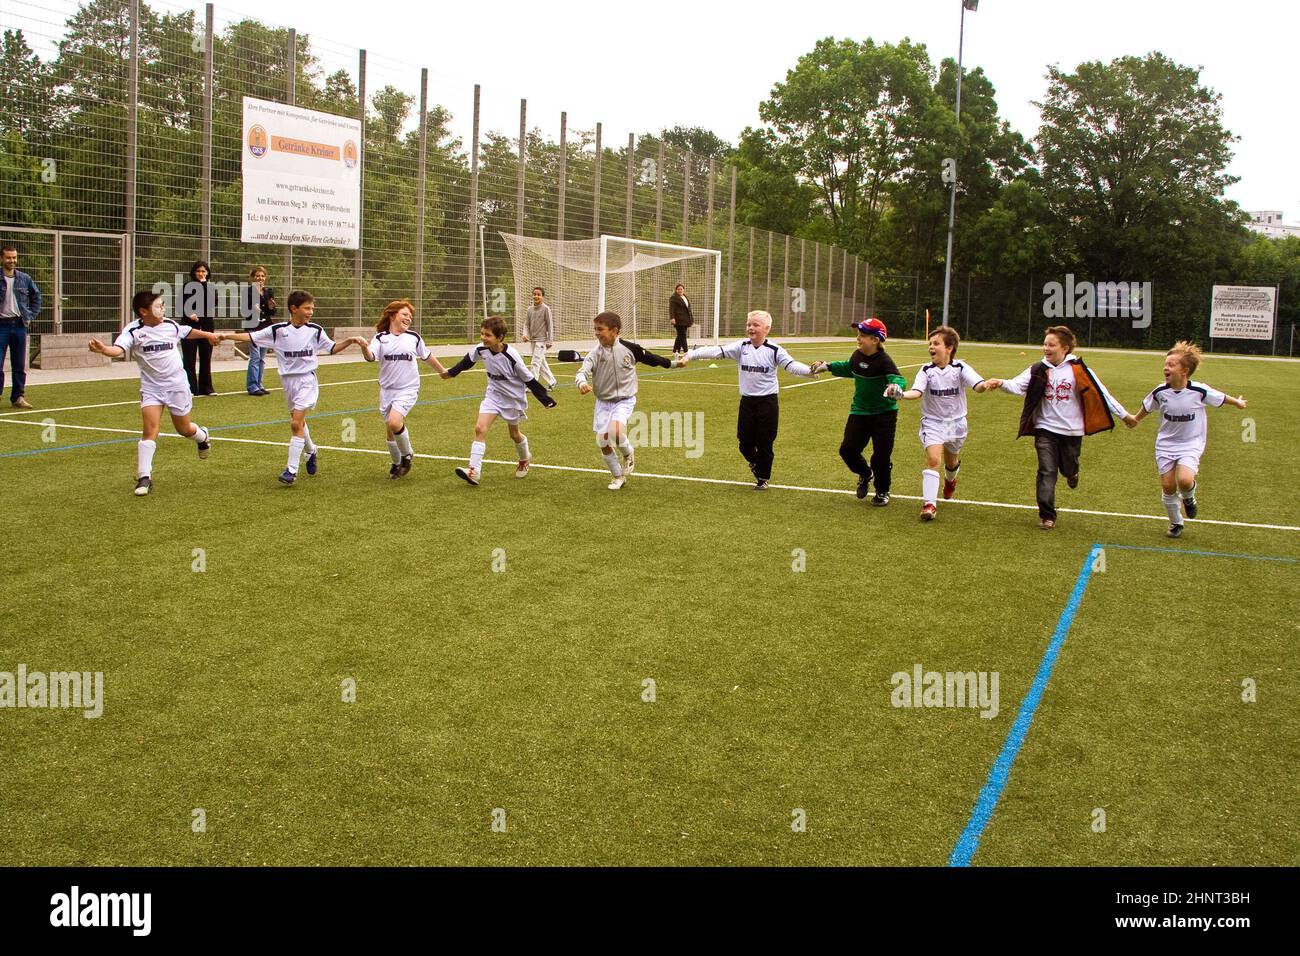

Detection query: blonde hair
(1167, 340), (1202, 375)
(747, 310), (773, 329)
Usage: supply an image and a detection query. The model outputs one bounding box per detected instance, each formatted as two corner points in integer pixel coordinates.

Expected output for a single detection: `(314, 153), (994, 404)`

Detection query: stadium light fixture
(941, 0), (978, 328)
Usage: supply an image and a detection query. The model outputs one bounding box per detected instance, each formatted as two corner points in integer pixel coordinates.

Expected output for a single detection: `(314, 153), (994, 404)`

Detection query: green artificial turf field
(1, 338), (1296, 866)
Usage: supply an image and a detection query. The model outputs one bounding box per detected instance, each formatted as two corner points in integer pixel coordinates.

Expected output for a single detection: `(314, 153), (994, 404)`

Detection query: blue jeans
(0, 320), (27, 402)
(246, 345), (266, 393)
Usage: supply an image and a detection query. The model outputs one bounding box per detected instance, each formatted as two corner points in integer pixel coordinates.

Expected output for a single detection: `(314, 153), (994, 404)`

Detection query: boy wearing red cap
(812, 318), (907, 506)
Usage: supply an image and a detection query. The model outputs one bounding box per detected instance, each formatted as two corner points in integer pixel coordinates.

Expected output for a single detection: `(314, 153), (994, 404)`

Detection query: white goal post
(500, 232), (722, 344)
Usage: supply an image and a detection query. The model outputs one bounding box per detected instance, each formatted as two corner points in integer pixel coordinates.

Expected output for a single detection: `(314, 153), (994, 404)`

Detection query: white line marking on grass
(0, 369), (490, 418)
(5, 416), (1297, 533)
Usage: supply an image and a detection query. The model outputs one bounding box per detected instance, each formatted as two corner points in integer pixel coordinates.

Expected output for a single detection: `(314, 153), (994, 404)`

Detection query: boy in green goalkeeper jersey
(812, 318), (907, 506)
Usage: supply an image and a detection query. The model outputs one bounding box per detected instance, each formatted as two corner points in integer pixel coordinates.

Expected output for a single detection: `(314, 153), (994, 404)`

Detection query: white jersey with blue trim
(463, 343), (534, 405)
(685, 338), (813, 396)
(1142, 380), (1226, 458)
(113, 319), (192, 393)
(249, 321), (335, 376)
(911, 361), (984, 422)
(368, 329), (430, 392)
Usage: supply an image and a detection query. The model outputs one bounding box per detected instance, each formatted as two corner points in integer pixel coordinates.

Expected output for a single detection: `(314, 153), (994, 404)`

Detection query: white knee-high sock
(395, 427), (413, 457)
(514, 437), (530, 462)
(302, 427), (316, 455)
(602, 451), (622, 477)
(922, 469), (941, 505)
(469, 440), (485, 472)
(137, 439), (156, 477)
(1181, 481), (1197, 501)
(617, 434), (633, 458)
(944, 460), (960, 481)
(287, 436), (305, 472)
(1162, 493), (1183, 526)
(185, 424), (208, 443)
(386, 439), (401, 464)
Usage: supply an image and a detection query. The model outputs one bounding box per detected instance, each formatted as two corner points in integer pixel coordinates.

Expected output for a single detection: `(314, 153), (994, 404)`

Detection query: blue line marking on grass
(0, 437), (140, 457)
(1099, 544), (1297, 564)
(949, 542), (1102, 867)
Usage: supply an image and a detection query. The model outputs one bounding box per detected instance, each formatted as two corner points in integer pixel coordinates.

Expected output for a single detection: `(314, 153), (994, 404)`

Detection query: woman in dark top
(181, 260), (216, 395)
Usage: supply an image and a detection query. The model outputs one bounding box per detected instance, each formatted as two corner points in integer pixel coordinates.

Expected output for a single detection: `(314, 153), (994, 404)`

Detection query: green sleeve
(828, 360), (851, 378)
(888, 372), (907, 388)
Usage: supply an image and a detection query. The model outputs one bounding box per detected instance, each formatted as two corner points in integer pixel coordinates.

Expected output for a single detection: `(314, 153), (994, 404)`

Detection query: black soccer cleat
(397, 455), (413, 478)
(388, 462), (400, 479)
(753, 479), (770, 491)
(872, 492), (890, 507)
(1166, 523), (1184, 539)
(1183, 497), (1197, 519)
(197, 439), (211, 460)
(133, 476), (152, 497)
(856, 475), (871, 500)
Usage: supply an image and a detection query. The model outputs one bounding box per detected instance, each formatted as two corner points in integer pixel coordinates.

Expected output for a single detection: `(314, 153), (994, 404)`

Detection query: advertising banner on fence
(241, 96), (361, 249)
(1209, 285), (1276, 340)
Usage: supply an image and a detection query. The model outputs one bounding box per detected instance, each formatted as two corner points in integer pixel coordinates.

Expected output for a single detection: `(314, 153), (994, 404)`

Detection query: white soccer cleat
(623, 453), (635, 476)
(607, 476), (626, 491)
(515, 460), (530, 478)
(455, 466), (480, 486)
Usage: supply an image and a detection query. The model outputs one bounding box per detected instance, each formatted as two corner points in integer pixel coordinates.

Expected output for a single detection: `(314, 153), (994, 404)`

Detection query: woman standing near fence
(181, 260), (216, 395)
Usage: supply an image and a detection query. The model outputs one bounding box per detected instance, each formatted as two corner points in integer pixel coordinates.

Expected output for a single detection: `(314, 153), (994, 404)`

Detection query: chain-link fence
(1, 0), (871, 345)
(4, 0), (1292, 356)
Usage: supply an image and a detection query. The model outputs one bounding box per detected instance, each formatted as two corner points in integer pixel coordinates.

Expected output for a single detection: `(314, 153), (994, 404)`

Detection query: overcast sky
(19, 0), (1297, 216)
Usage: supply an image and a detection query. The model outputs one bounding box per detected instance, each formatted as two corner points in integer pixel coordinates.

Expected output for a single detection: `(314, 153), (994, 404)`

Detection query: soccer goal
(499, 233), (721, 343)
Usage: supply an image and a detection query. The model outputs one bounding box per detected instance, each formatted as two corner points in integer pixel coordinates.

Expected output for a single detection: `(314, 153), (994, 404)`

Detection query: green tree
(751, 36), (935, 256)
(1034, 52), (1244, 280)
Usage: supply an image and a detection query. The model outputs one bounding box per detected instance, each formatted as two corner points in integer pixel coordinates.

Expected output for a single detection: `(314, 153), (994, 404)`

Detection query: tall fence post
(726, 166), (736, 334)
(354, 49), (366, 322)
(681, 153), (691, 247)
(625, 134), (634, 238)
(414, 68), (428, 323)
(516, 99), (526, 241)
(705, 158), (715, 252)
(782, 234), (790, 334)
(284, 28), (295, 294)
(125, 0), (139, 305)
(557, 112), (567, 242)
(654, 140), (664, 242)
(201, 3), (213, 266)
(592, 122), (602, 239)
(748, 225), (759, 316)
(466, 84), (480, 332)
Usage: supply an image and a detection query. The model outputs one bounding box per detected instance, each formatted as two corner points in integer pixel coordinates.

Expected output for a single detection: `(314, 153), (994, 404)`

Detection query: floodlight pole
(598, 234), (608, 315)
(941, 0), (977, 328)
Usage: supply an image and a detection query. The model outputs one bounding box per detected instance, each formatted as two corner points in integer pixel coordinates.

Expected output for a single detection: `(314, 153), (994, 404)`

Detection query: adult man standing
(520, 286), (558, 389)
(0, 243), (40, 409)
(668, 283), (692, 355)
(678, 309), (822, 489)
(245, 265), (276, 396)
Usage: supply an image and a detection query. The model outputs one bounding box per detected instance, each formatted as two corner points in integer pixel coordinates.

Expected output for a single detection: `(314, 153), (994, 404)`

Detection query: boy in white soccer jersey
(446, 315), (557, 486)
(575, 311), (674, 490)
(885, 325), (992, 521)
(677, 309), (820, 489)
(359, 298), (448, 479)
(1131, 340), (1247, 538)
(218, 290), (367, 485)
(88, 290), (220, 496)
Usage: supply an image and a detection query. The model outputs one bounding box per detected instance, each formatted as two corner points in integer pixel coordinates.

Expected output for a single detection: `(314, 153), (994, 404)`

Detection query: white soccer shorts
(1156, 452), (1201, 476)
(593, 397), (636, 437)
(282, 373), (319, 412)
(918, 416), (968, 455)
(478, 394), (527, 424)
(140, 386), (193, 417)
(380, 388), (420, 420)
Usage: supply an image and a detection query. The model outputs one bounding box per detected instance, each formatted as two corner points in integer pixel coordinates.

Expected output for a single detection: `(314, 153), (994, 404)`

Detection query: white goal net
(500, 233), (721, 343)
